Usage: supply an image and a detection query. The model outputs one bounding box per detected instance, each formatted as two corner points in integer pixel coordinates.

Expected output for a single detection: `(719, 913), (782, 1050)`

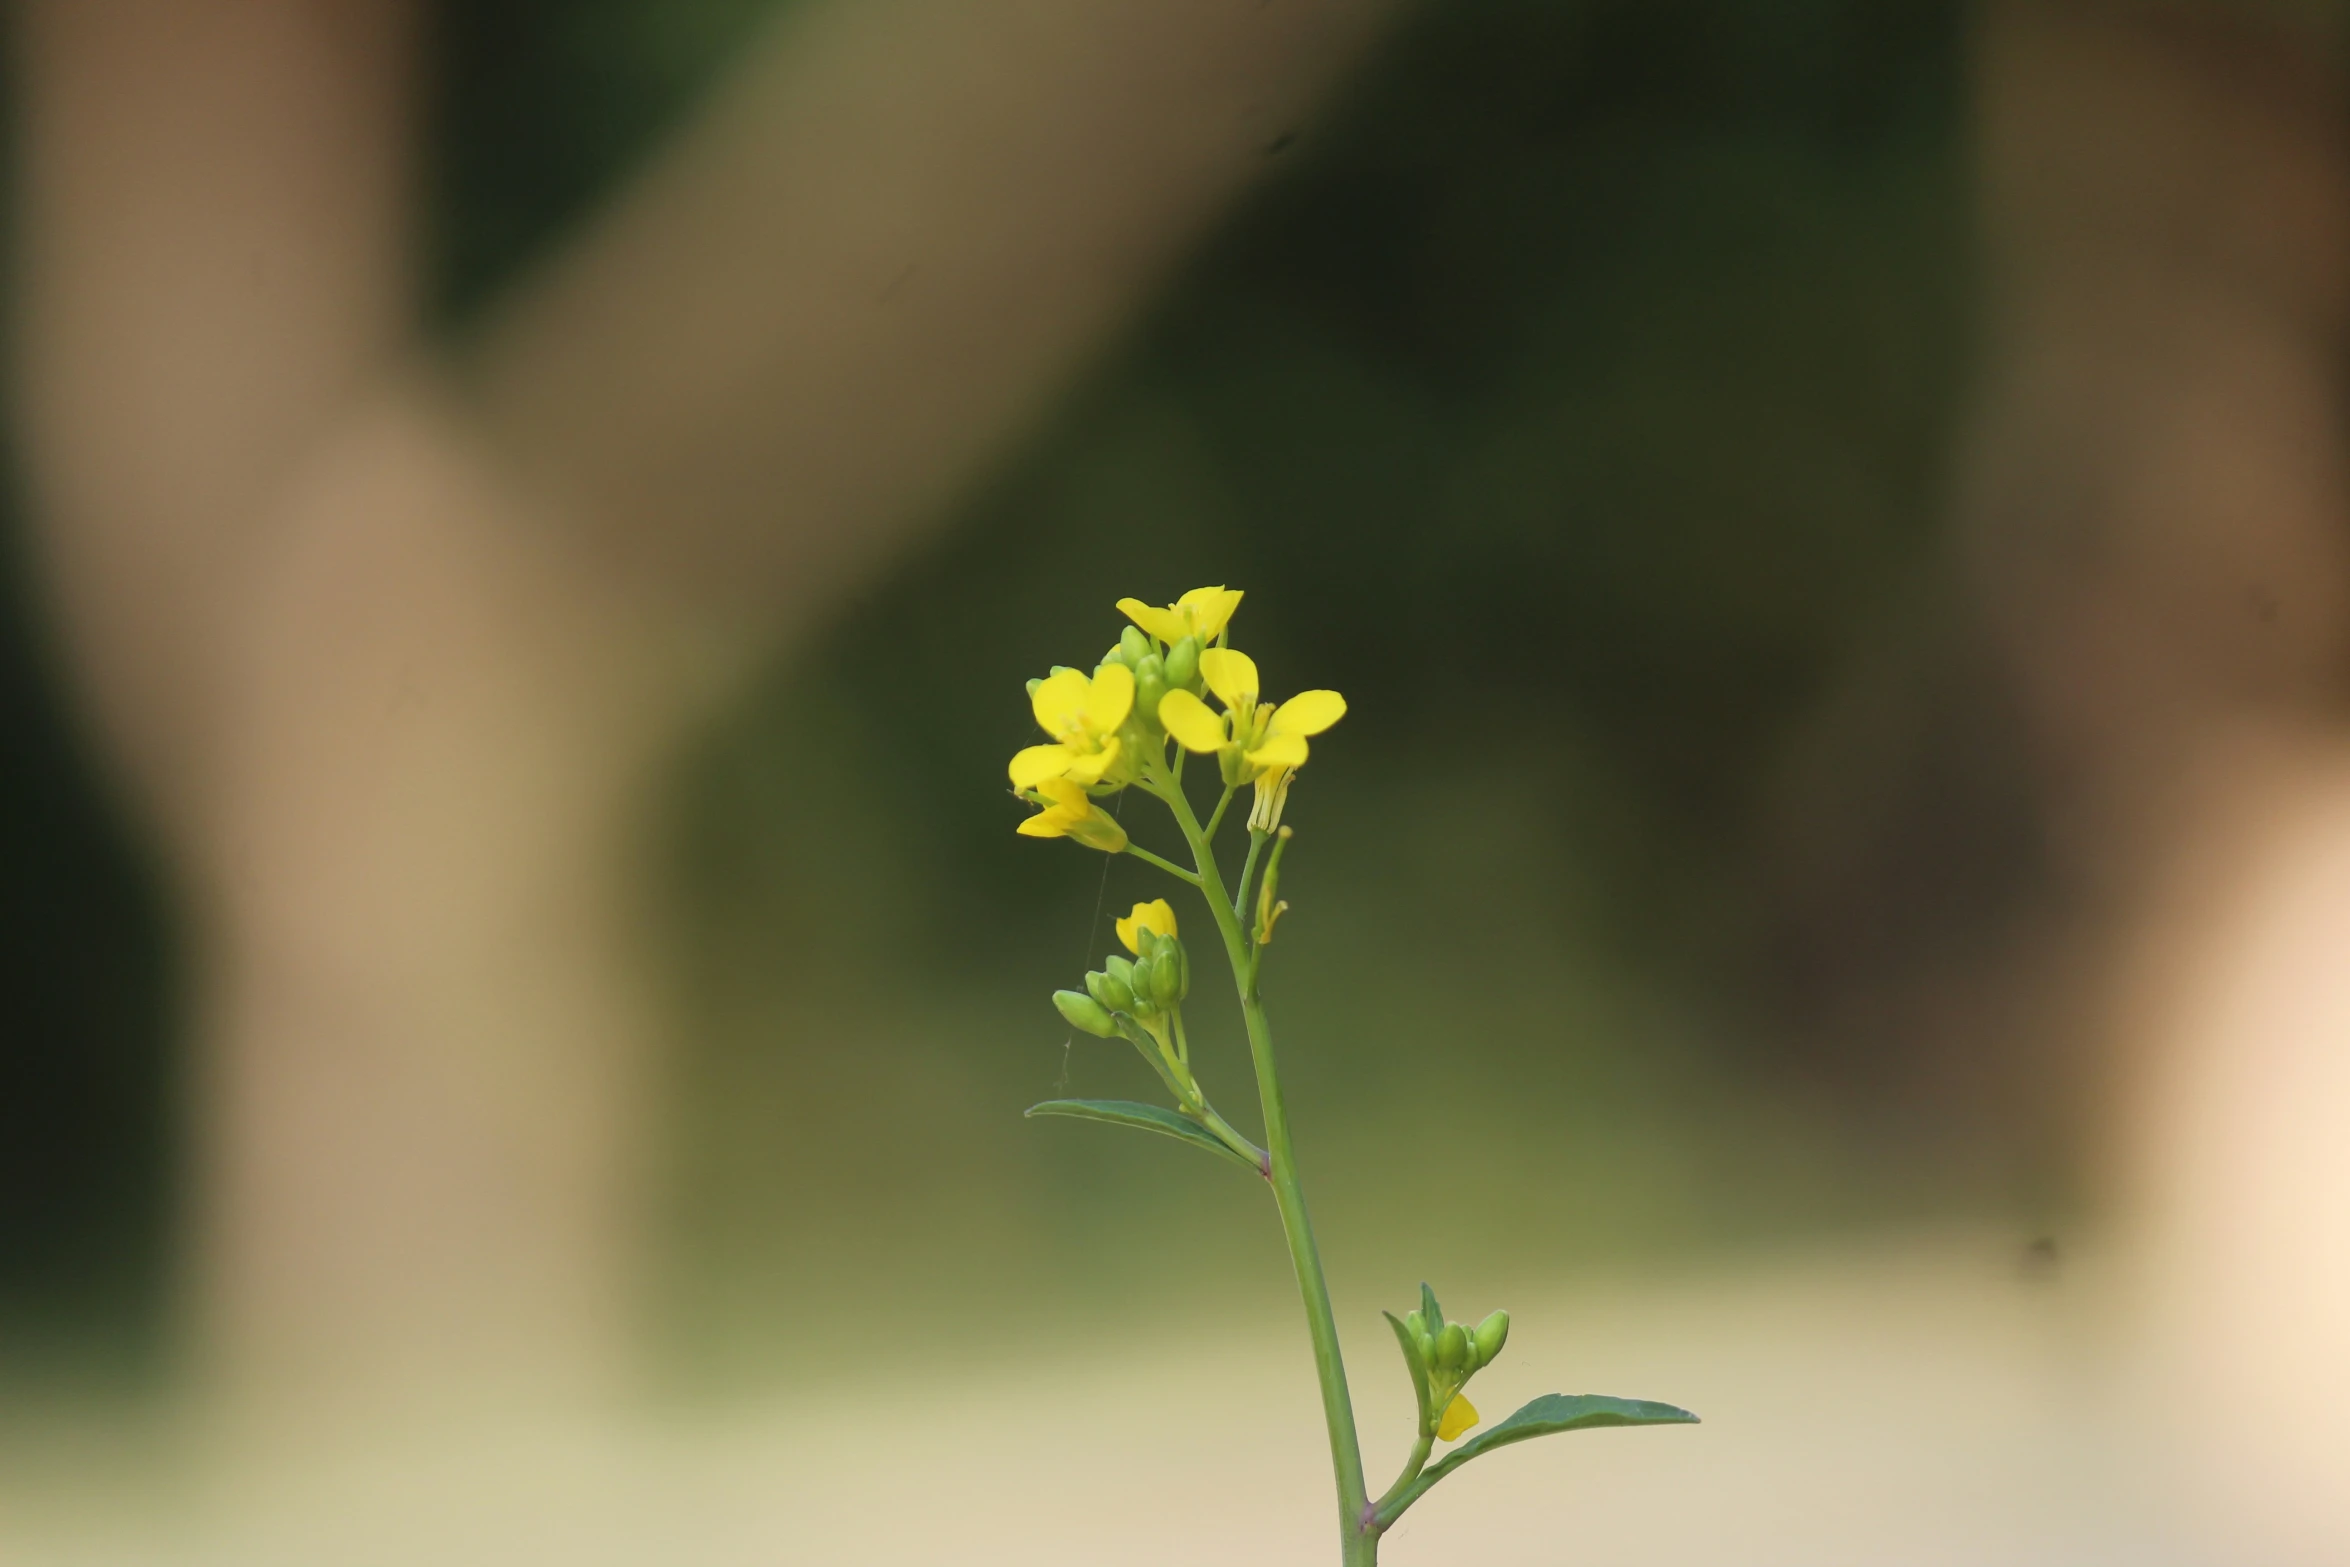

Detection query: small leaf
(1420, 1282), (1444, 1334)
(1384, 1311), (1433, 1434)
(1377, 1392), (1697, 1527)
(1024, 1100), (1257, 1172)
(1446, 1392), (1697, 1462)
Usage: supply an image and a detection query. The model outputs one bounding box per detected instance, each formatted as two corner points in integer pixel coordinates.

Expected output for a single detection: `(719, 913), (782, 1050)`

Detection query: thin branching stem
(1123, 841), (1200, 884)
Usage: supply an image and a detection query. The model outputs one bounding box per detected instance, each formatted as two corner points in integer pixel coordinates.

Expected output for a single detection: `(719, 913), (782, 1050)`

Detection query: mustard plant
(1011, 586), (1696, 1564)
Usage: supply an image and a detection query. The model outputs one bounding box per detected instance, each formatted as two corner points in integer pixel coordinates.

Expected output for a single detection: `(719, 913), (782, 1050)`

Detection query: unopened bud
(1053, 990), (1119, 1039)
(1126, 955), (1158, 1011)
(1132, 655), (1168, 729)
(1436, 1321), (1468, 1371)
(1164, 635), (1201, 692)
(1149, 946), (1183, 1007)
(1473, 1310), (1510, 1367)
(1120, 626), (1153, 665)
(1087, 967), (1135, 1015)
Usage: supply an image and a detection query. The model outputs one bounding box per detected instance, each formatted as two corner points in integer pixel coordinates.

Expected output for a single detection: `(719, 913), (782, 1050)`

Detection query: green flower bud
(1086, 967), (1135, 1015)
(1126, 955), (1158, 1012)
(1436, 1321), (1468, 1371)
(1164, 635), (1201, 692)
(1120, 626), (1153, 665)
(1472, 1310), (1510, 1367)
(1132, 655), (1168, 730)
(1149, 946), (1183, 1007)
(1053, 990), (1119, 1039)
(1403, 1309), (1427, 1349)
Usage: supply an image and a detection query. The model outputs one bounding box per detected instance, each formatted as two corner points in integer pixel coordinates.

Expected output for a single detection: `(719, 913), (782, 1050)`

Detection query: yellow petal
(1270, 688), (1346, 737)
(1009, 743), (1077, 789)
(1016, 808), (1071, 838)
(1082, 662), (1135, 734)
(1198, 647), (1259, 710)
(1437, 1393), (1479, 1442)
(1031, 669), (1091, 737)
(1174, 585), (1244, 641)
(1157, 688), (1229, 753)
(1116, 598), (1187, 646)
(1116, 900), (1174, 954)
(1034, 778), (1088, 808)
(1245, 731), (1309, 771)
(1062, 735), (1121, 785)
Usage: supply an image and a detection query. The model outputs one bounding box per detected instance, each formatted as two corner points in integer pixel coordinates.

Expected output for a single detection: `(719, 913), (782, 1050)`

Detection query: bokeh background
(4, 1), (2349, 1562)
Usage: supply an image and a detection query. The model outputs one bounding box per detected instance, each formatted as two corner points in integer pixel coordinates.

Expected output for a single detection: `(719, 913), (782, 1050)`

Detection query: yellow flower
(1437, 1392), (1480, 1442)
(1199, 649), (1347, 771)
(1115, 898), (1177, 953)
(1161, 646), (1347, 808)
(1117, 586), (1244, 649)
(1016, 779), (1128, 852)
(1247, 689), (1346, 772)
(1009, 663), (1135, 790)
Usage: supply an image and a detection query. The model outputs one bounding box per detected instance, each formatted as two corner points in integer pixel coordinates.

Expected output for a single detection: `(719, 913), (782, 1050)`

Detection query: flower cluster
(1397, 1288), (1511, 1443)
(1007, 585), (1347, 844)
(1051, 898), (1220, 1124)
(1053, 898), (1188, 1044)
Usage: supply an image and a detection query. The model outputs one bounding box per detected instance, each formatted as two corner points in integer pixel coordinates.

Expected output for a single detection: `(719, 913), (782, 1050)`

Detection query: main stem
(1156, 770), (1375, 1565)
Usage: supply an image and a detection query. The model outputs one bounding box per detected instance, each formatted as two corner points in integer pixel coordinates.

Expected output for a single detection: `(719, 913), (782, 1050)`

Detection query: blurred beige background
(2, 0), (2348, 1562)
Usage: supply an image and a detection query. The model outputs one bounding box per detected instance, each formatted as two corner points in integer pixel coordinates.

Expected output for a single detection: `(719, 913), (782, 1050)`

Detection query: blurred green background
(2, 0), (2031, 1392)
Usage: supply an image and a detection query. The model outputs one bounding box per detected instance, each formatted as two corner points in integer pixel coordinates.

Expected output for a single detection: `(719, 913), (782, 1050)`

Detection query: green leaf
(1024, 1100), (1258, 1172)
(1378, 1393), (1697, 1527)
(1420, 1281), (1444, 1334)
(1446, 1392), (1697, 1462)
(1384, 1311), (1434, 1434)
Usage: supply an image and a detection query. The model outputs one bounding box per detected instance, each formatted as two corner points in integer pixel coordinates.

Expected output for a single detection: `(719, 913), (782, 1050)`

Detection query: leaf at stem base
(1378, 1392), (1698, 1528)
(1024, 1099), (1258, 1172)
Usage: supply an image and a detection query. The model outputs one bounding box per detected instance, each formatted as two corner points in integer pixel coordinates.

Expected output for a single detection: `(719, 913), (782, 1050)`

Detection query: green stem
(1371, 1429), (1435, 1519)
(1202, 783), (1239, 844)
(1234, 827), (1268, 922)
(1195, 1103), (1271, 1175)
(1115, 1016), (1190, 1104)
(1153, 762), (1373, 1565)
(1123, 842), (1200, 885)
